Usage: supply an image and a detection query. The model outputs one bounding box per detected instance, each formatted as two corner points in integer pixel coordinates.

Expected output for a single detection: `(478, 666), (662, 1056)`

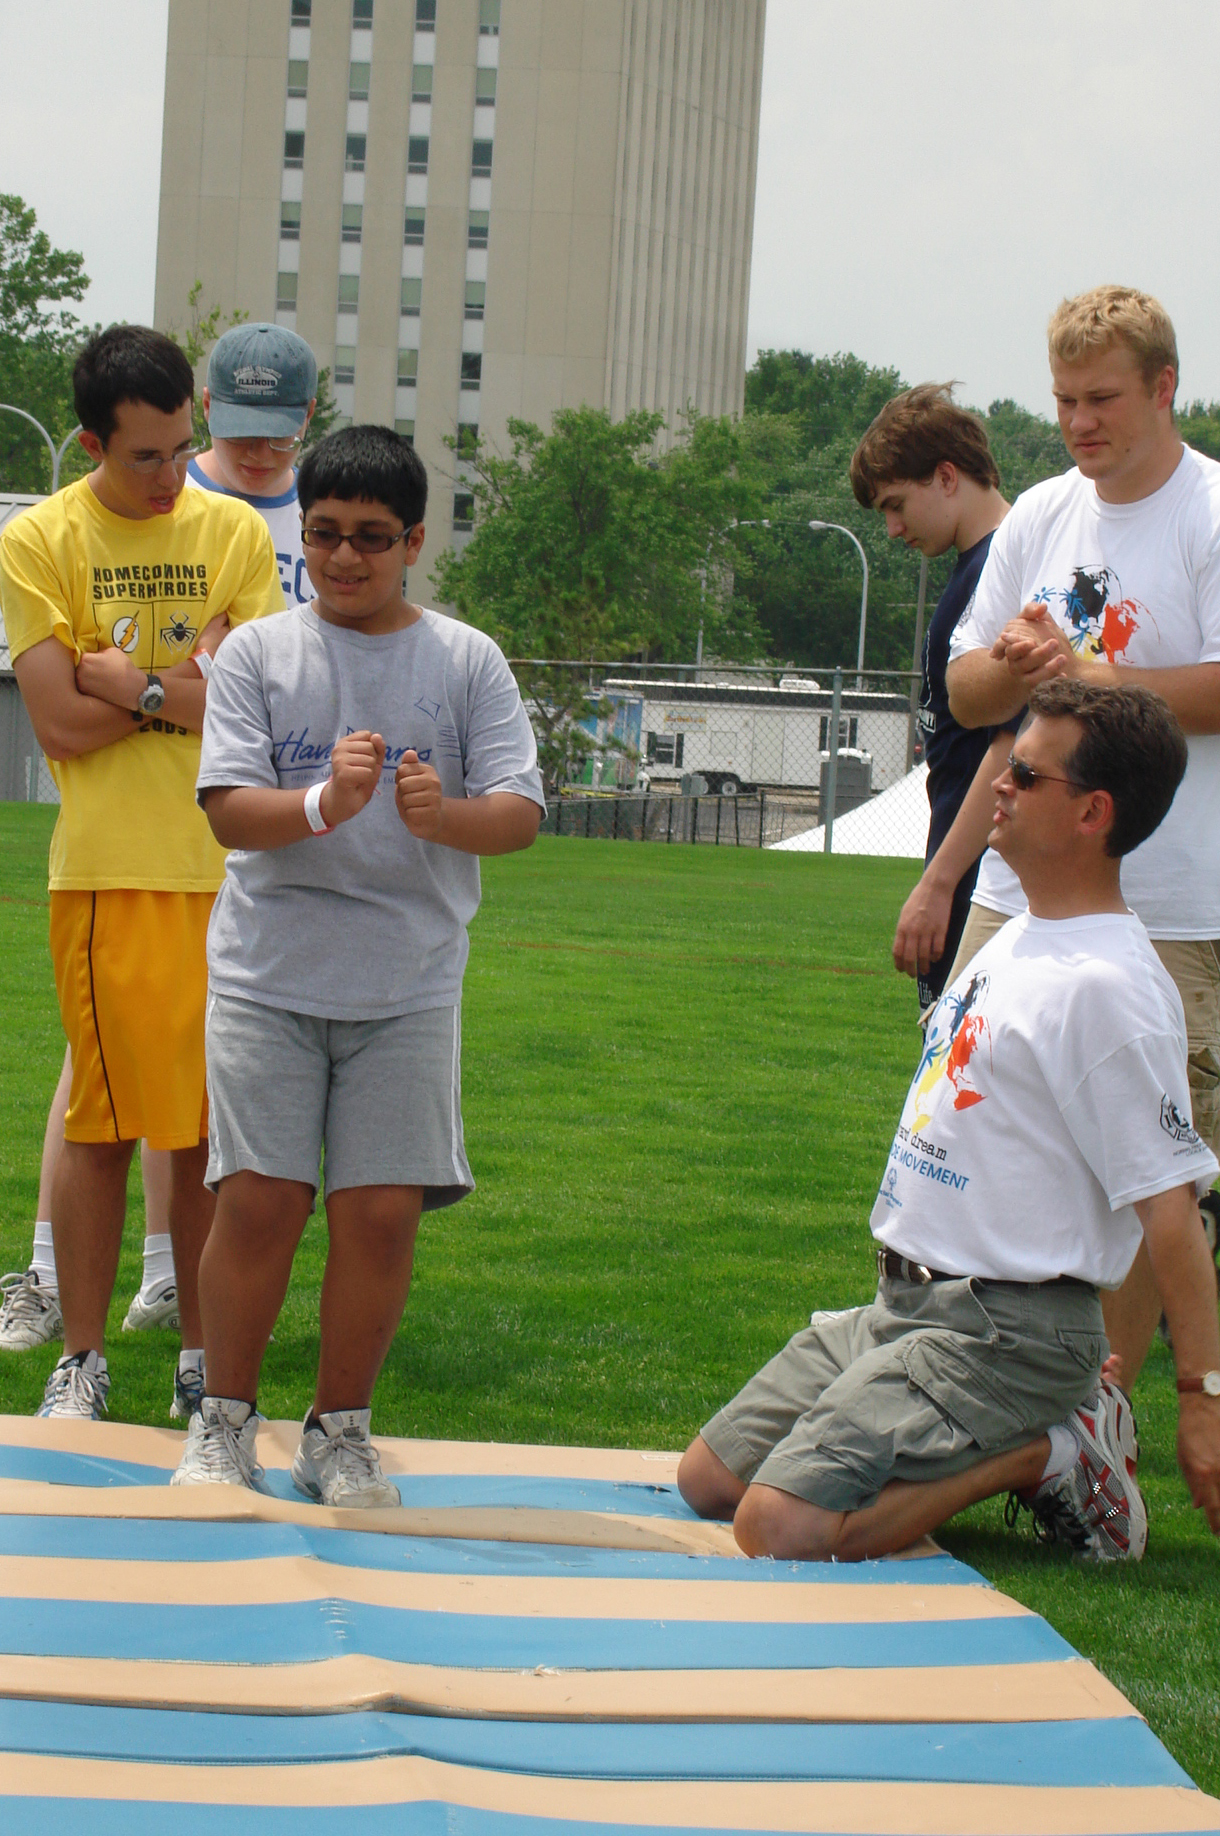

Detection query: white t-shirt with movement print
(870, 911), (1218, 1287)
(948, 446), (1220, 939)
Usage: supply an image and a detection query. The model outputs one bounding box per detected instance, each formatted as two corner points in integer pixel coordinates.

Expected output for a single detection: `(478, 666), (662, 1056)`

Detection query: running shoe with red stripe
(1005, 1378), (1147, 1562)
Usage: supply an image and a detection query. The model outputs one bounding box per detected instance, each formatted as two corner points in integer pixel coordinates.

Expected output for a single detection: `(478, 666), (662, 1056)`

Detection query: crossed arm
(946, 605), (1220, 734)
(13, 612), (230, 760)
(202, 730), (543, 855)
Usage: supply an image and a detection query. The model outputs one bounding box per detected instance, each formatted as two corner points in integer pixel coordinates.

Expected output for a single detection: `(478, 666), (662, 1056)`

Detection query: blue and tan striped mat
(0, 1413), (1214, 1835)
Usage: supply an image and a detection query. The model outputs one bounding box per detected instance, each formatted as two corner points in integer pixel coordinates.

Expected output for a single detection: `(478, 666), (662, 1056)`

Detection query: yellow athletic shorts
(49, 889), (214, 1150)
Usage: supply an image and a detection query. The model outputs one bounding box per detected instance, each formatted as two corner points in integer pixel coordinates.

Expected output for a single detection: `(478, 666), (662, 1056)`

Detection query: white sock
(29, 1222), (57, 1292)
(1040, 1422), (1080, 1483)
(178, 1347), (205, 1376)
(139, 1233), (176, 1301)
(58, 1349), (106, 1374)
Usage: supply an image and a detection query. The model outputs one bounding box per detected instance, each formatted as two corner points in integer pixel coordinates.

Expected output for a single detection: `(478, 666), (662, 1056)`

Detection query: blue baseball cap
(206, 322), (318, 439)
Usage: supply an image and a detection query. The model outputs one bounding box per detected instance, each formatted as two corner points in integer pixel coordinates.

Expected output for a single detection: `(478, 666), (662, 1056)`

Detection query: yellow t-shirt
(0, 477), (284, 891)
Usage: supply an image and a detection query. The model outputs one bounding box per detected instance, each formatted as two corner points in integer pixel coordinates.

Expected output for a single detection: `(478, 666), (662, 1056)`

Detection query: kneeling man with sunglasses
(680, 680), (1220, 1560)
(173, 424), (545, 1504)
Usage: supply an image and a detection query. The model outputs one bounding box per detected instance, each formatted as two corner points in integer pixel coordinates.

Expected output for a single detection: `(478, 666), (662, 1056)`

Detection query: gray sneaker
(37, 1350), (110, 1419)
(122, 1285), (180, 1332)
(171, 1396), (264, 1491)
(170, 1360), (206, 1421)
(1006, 1379), (1147, 1562)
(0, 1270), (63, 1350)
(291, 1408), (400, 1508)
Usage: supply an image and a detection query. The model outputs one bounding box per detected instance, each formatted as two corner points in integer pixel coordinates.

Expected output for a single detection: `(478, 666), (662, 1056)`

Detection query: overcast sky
(3, 0), (1219, 419)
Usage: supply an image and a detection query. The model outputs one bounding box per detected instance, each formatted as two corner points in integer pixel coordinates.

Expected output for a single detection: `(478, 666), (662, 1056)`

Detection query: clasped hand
(989, 601), (1075, 688)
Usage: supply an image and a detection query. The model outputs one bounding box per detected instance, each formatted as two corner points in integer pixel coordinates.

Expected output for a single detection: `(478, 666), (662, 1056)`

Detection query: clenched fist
(320, 730), (387, 826)
(395, 749), (444, 840)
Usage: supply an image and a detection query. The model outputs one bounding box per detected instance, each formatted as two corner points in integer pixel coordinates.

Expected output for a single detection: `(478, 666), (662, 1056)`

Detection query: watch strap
(1176, 1371), (1220, 1396)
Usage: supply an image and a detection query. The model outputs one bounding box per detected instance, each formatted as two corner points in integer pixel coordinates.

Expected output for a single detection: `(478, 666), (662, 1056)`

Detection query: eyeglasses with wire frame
(1007, 751), (1089, 793)
(116, 445), (204, 477)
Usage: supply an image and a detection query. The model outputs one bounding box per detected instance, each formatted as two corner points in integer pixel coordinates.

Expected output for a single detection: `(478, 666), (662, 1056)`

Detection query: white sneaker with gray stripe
(171, 1396), (264, 1491)
(291, 1408), (400, 1508)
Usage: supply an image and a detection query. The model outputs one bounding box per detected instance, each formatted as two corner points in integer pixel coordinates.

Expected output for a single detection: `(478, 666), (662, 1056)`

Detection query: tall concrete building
(155, 0), (767, 589)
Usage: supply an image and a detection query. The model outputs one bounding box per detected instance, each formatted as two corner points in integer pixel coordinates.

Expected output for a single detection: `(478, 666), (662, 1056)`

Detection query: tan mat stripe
(0, 1753), (1215, 1831)
(0, 1554), (1020, 1622)
(0, 1653), (1132, 1724)
(0, 1480), (740, 1556)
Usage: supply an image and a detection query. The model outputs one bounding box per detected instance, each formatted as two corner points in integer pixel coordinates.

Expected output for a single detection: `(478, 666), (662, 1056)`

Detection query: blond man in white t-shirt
(679, 682), (1220, 1562)
(945, 286), (1220, 1389)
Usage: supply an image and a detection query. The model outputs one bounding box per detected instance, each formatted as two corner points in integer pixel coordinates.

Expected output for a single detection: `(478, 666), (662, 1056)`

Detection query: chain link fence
(514, 660), (929, 859)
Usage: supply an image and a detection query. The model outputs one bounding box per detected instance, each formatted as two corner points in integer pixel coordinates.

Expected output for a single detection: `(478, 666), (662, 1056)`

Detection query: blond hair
(1047, 286), (1178, 391)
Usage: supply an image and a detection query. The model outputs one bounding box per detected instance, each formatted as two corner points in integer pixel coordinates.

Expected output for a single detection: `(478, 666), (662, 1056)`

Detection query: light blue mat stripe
(0, 1446), (701, 1517)
(0, 1595), (1071, 1669)
(0, 1516), (980, 1586)
(0, 1702), (1187, 1786)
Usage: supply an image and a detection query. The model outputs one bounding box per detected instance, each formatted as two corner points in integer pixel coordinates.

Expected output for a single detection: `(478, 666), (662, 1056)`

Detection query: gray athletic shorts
(702, 1273), (1105, 1513)
(205, 991), (474, 1208)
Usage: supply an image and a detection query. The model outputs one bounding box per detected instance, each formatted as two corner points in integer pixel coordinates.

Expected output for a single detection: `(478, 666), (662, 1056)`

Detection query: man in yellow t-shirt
(0, 324), (284, 1421)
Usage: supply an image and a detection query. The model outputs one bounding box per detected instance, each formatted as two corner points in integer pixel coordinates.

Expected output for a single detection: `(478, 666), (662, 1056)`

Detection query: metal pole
(808, 522), (870, 689)
(906, 554), (929, 773)
(0, 404), (60, 490)
(823, 667), (842, 855)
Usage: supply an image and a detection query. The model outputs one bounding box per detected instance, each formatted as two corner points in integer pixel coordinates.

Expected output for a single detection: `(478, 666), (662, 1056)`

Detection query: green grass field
(1, 804), (1216, 1791)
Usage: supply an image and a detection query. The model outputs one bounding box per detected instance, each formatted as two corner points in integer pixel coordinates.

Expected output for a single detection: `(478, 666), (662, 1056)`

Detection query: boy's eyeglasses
(301, 524), (410, 555)
(118, 446), (204, 477)
(222, 433), (306, 454)
(1007, 752), (1088, 793)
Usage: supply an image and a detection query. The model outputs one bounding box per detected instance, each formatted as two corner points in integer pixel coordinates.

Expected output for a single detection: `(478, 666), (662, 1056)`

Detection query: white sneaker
(122, 1285), (180, 1332)
(291, 1408), (400, 1508)
(0, 1271), (63, 1350)
(171, 1396), (264, 1491)
(170, 1359), (206, 1421)
(1006, 1379), (1147, 1562)
(37, 1350), (109, 1419)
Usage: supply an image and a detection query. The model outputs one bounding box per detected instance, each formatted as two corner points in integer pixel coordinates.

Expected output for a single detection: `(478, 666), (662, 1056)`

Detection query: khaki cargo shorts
(701, 1273), (1105, 1513)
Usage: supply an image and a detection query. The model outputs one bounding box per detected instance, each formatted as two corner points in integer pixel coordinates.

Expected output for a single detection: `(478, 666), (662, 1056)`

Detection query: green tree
(1178, 400), (1220, 461)
(0, 194), (93, 494)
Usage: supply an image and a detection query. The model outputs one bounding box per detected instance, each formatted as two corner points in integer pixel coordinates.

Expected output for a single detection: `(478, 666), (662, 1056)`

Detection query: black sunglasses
(1007, 751), (1089, 793)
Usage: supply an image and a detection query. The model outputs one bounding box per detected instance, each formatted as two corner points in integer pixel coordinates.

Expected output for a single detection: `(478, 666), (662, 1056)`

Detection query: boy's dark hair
(849, 383), (1000, 508)
(1028, 678), (1187, 858)
(73, 325), (195, 444)
(297, 424), (428, 527)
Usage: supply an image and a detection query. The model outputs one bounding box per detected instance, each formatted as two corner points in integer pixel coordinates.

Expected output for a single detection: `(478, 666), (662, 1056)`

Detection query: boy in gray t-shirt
(173, 425), (545, 1505)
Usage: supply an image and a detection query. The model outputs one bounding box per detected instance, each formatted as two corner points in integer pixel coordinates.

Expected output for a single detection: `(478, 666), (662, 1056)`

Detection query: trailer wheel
(719, 775), (740, 797)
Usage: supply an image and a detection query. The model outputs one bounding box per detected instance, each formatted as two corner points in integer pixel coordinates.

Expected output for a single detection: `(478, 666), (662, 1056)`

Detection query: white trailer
(601, 679), (915, 796)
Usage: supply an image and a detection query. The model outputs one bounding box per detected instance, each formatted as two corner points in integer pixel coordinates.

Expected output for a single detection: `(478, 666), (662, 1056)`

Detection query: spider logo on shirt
(160, 614), (198, 651)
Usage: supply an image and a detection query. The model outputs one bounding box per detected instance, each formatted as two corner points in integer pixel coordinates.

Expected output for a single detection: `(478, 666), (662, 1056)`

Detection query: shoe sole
(0, 1327), (64, 1351)
(122, 1299), (180, 1332)
(1078, 1384), (1148, 1561)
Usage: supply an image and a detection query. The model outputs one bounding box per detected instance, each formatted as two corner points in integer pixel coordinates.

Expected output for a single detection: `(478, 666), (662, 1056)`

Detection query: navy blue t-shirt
(919, 530), (1017, 859)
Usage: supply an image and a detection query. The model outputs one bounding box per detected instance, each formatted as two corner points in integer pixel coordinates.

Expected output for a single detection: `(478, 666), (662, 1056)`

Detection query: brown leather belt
(877, 1247), (959, 1284)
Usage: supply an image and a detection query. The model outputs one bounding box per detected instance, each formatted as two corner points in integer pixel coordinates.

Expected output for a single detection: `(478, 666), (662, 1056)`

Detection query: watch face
(139, 677), (166, 714)
(1205, 1371), (1220, 1398)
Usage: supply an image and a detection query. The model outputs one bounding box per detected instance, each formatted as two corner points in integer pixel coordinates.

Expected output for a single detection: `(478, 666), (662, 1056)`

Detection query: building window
(291, 0), (311, 19)
(460, 352), (482, 389)
(818, 716), (859, 751)
(471, 139), (493, 177)
(334, 345), (357, 384)
(276, 271), (298, 311)
(415, 0), (435, 28)
(280, 201), (302, 240)
(412, 63), (433, 101)
(475, 67), (497, 104)
(397, 348), (419, 383)
(453, 492), (475, 531)
(349, 61), (370, 100)
(284, 130), (305, 168)
(287, 59), (309, 97)
(408, 136), (429, 174)
(464, 281), (485, 320)
(456, 424), (478, 459)
(404, 207), (425, 245)
(341, 204), (363, 242)
(479, 0), (500, 34)
(400, 277), (422, 316)
(345, 133), (366, 171)
(395, 419), (415, 443)
(467, 210), (489, 248)
(337, 274), (360, 312)
(352, 0), (373, 26)
(647, 732), (682, 767)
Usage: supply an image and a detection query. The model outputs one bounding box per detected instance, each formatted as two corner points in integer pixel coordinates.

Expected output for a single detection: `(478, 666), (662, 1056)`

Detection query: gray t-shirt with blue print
(197, 604), (545, 1019)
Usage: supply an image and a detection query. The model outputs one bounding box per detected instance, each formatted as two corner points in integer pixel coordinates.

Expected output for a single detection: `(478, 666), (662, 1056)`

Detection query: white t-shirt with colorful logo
(870, 911), (1218, 1286)
(187, 461), (311, 607)
(948, 447), (1220, 938)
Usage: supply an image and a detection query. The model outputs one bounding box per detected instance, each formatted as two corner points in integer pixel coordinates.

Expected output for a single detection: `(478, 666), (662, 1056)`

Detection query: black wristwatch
(134, 673), (165, 719)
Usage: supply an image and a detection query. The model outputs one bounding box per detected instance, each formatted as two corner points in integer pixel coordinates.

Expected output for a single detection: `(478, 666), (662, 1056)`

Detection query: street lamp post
(697, 517), (770, 679)
(0, 405), (81, 493)
(807, 520), (869, 689)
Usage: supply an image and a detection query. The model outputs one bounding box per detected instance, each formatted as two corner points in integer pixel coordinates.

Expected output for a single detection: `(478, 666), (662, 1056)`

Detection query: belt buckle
(908, 1260), (933, 1285)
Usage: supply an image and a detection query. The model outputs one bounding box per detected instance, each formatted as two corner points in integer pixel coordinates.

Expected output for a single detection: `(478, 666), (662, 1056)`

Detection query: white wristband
(193, 650), (213, 680)
(303, 781), (333, 835)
